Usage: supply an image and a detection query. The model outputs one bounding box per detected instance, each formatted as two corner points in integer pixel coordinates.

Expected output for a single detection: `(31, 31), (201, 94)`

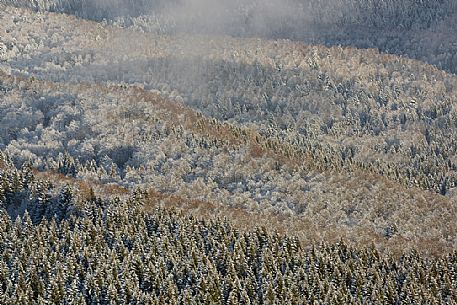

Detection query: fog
(157, 0), (311, 38)
(4, 0), (451, 37)
(150, 0), (456, 74)
(1, 0), (456, 73)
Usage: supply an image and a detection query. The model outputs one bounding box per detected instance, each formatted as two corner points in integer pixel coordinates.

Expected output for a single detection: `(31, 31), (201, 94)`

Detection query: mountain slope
(1, 4), (457, 303)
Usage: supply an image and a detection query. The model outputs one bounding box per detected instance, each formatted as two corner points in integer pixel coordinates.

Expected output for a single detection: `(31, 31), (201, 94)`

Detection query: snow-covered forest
(1, 1), (457, 303)
(1, 171), (456, 304)
(0, 158), (456, 303)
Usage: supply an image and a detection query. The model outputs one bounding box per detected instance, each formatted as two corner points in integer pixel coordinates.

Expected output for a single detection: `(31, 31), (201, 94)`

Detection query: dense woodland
(1, 162), (457, 304)
(1, 3), (457, 304)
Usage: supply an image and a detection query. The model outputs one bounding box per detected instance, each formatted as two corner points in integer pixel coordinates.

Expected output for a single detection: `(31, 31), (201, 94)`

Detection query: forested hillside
(1, 0), (457, 252)
(3, 5), (457, 196)
(1, 69), (457, 256)
(1, 2), (457, 304)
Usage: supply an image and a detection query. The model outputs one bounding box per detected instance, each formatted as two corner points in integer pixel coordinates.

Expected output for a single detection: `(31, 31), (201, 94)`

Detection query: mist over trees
(2, 0), (452, 30)
(2, 0), (457, 73)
